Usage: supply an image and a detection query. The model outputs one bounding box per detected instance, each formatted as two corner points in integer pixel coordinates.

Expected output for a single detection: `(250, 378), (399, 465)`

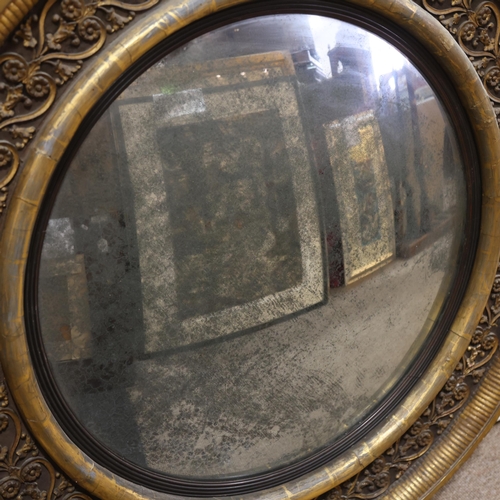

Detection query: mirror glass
(37, 14), (467, 480)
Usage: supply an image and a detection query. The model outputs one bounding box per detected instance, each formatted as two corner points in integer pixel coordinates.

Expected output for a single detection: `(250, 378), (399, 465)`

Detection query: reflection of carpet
(434, 423), (500, 499)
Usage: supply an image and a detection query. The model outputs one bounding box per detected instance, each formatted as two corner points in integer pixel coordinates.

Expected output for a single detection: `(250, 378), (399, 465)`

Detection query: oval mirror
(31, 12), (475, 493)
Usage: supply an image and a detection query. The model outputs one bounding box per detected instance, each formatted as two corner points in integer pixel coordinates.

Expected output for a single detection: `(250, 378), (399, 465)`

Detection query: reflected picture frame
(111, 51), (327, 351)
(325, 110), (396, 284)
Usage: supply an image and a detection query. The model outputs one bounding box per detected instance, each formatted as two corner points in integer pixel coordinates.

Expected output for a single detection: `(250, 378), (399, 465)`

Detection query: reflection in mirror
(37, 15), (466, 480)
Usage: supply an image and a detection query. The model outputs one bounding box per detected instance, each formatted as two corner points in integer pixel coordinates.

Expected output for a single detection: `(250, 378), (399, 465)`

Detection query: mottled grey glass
(38, 15), (467, 479)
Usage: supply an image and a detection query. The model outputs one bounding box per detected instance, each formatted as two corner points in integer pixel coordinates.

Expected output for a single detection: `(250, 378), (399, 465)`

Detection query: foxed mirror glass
(35, 13), (468, 484)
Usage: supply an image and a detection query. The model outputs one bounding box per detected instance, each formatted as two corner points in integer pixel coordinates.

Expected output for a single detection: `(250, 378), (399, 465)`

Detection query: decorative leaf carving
(7, 125), (36, 148)
(423, 0), (500, 124)
(13, 16), (39, 49)
(0, 0), (160, 214)
(0, 379), (93, 499)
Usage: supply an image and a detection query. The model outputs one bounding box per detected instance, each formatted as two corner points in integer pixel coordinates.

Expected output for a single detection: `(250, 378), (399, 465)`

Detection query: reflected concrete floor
(120, 235), (451, 478)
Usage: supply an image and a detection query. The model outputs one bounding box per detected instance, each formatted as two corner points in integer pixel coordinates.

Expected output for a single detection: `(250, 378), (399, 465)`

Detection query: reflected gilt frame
(111, 52), (328, 351)
(0, 0), (499, 499)
(325, 110), (396, 285)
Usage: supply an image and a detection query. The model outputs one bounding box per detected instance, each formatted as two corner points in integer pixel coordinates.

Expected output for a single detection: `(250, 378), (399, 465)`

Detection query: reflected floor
(74, 233), (451, 478)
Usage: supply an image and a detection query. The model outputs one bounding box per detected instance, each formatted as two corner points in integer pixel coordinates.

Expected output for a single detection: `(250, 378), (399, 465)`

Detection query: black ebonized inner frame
(24, 0), (481, 496)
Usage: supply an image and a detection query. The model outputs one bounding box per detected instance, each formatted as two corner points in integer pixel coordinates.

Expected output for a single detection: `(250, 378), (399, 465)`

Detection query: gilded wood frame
(0, 0), (500, 499)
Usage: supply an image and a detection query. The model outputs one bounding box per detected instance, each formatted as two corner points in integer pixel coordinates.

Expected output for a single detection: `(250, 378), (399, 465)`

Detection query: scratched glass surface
(38, 15), (467, 479)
